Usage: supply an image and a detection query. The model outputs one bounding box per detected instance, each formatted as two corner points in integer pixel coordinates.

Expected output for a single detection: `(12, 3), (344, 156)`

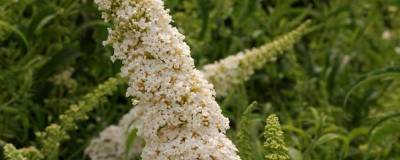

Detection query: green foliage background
(1, 0), (400, 159)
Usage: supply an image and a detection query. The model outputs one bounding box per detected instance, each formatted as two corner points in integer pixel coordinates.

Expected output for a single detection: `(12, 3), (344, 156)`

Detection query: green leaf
(310, 108), (321, 131)
(35, 45), (82, 80)
(342, 127), (369, 157)
(196, 0), (209, 39)
(125, 128), (138, 159)
(0, 20), (29, 49)
(348, 127), (369, 142)
(34, 14), (58, 35)
(73, 20), (109, 38)
(236, 101), (257, 160)
(344, 66), (400, 107)
(282, 125), (309, 140)
(288, 147), (303, 160)
(28, 6), (57, 34)
(316, 133), (343, 146)
(369, 121), (400, 145)
(368, 112), (400, 137)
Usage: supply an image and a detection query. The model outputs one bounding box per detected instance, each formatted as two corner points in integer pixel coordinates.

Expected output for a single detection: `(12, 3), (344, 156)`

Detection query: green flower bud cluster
(3, 144), (26, 160)
(3, 144), (43, 160)
(264, 114), (289, 160)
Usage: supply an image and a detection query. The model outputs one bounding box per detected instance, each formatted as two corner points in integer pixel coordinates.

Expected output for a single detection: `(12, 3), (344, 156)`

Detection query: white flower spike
(91, 0), (241, 159)
(202, 21), (310, 96)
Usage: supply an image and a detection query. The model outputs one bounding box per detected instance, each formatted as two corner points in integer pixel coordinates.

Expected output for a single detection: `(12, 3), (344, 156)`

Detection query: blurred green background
(0, 0), (400, 159)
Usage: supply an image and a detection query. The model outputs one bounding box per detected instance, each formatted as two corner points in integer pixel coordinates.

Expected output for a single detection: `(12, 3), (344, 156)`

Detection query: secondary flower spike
(94, 0), (240, 159)
(85, 108), (142, 160)
(264, 114), (289, 160)
(202, 21), (310, 96)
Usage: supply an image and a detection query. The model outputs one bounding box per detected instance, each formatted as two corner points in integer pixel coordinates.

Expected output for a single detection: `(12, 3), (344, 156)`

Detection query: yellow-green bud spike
(3, 144), (27, 160)
(264, 114), (289, 160)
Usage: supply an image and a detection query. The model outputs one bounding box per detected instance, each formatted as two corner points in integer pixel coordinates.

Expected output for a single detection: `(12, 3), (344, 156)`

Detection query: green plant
(236, 102), (257, 160)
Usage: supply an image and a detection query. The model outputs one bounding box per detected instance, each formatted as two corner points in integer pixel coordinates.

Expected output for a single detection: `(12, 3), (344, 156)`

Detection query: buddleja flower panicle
(91, 0), (241, 159)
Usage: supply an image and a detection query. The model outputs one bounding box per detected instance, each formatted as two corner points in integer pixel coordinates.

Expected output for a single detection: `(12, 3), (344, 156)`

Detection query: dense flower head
(3, 144), (43, 160)
(264, 114), (289, 160)
(18, 147), (42, 160)
(202, 21), (310, 96)
(3, 144), (26, 160)
(93, 0), (240, 159)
